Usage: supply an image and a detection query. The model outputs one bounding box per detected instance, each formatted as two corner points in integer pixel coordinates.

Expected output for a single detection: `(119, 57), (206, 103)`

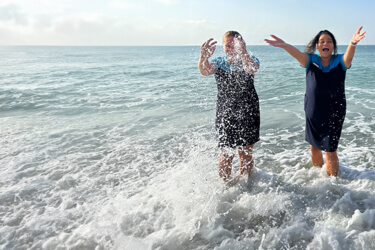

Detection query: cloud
(0, 4), (113, 45)
(0, 4), (29, 25)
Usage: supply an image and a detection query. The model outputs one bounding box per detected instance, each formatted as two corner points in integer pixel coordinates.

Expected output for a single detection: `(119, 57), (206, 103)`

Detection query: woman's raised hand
(265, 34), (308, 67)
(234, 36), (247, 55)
(201, 38), (217, 59)
(351, 26), (366, 45)
(264, 35), (287, 48)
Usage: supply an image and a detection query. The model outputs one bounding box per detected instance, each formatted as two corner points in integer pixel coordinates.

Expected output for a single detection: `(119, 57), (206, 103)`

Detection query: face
(317, 34), (334, 58)
(223, 36), (236, 57)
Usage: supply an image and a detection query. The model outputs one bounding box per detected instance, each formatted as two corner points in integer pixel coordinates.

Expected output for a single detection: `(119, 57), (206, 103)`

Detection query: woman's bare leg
(238, 145), (254, 178)
(310, 145), (324, 167)
(218, 151), (234, 181)
(325, 151), (339, 176)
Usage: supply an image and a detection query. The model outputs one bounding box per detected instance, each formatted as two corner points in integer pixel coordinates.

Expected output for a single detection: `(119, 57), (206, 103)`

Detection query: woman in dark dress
(265, 27), (366, 176)
(198, 31), (260, 183)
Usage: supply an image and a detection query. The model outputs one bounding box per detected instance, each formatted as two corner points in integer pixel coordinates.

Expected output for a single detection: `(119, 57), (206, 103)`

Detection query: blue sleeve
(304, 53), (312, 69)
(339, 54), (349, 70)
(210, 57), (222, 70)
(251, 55), (260, 66)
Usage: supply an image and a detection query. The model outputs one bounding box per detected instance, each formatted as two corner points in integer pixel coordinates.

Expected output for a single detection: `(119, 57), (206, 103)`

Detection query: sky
(0, 0), (374, 46)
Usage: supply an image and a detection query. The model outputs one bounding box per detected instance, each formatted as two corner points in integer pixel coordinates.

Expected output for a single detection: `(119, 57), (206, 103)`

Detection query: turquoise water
(1, 45), (375, 249)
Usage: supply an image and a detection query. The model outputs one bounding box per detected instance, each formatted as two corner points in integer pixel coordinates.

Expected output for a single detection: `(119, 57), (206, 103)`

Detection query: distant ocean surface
(1, 45), (375, 249)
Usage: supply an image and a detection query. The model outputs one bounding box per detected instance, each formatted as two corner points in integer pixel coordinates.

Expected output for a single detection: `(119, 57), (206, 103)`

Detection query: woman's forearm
(343, 44), (356, 69)
(241, 52), (259, 74)
(198, 55), (214, 76)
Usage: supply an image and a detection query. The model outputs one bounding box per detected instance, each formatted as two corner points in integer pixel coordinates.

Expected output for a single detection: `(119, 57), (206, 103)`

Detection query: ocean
(1, 45), (375, 249)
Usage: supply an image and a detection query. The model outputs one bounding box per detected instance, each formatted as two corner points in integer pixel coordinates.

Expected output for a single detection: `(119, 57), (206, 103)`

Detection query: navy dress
(211, 56), (260, 148)
(304, 54), (347, 152)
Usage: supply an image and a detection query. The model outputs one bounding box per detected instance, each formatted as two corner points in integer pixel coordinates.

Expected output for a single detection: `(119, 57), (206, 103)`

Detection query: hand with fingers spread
(264, 35), (287, 48)
(232, 35), (259, 74)
(344, 26), (366, 69)
(234, 35), (247, 55)
(201, 38), (217, 59)
(198, 38), (217, 76)
(351, 26), (366, 45)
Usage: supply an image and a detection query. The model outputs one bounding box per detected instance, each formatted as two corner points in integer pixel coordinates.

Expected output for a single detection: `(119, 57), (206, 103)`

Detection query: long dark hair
(304, 30), (338, 55)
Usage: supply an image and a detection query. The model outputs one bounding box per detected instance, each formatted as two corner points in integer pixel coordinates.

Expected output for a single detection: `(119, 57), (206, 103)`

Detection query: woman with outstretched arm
(265, 27), (366, 176)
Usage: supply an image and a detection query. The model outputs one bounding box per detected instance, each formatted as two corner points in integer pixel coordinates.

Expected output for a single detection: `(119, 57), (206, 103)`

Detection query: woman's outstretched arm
(343, 26), (366, 69)
(265, 35), (309, 68)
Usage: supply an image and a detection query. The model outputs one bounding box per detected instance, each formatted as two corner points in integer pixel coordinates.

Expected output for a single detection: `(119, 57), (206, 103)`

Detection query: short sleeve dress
(210, 56), (260, 148)
(304, 53), (348, 152)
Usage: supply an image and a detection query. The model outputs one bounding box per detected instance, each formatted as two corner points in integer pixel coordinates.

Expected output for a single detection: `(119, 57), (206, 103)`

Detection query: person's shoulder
(210, 56), (228, 70)
(329, 54), (346, 70)
(309, 53), (320, 61)
(251, 55), (260, 66)
(332, 54), (344, 62)
(210, 56), (225, 64)
(304, 53), (319, 69)
(335, 54), (348, 70)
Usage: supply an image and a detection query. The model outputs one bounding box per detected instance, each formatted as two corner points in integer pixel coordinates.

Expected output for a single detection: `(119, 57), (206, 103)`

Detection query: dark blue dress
(304, 54), (347, 152)
(211, 56), (260, 148)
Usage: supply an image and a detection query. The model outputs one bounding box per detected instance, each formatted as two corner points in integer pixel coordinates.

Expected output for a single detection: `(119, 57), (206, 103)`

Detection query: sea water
(1, 45), (375, 249)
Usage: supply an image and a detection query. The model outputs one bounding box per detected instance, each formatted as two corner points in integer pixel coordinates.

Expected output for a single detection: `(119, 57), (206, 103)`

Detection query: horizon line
(1, 44), (374, 47)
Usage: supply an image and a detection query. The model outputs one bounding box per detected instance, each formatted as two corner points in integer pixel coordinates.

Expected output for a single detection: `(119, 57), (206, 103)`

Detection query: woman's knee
(238, 145), (253, 156)
(325, 151), (338, 161)
(310, 145), (321, 153)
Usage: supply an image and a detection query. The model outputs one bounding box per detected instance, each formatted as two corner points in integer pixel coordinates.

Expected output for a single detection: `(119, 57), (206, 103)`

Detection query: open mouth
(322, 48), (329, 52)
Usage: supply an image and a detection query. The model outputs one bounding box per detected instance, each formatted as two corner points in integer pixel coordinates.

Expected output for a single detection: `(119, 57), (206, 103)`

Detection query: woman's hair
(223, 31), (242, 39)
(304, 30), (338, 55)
